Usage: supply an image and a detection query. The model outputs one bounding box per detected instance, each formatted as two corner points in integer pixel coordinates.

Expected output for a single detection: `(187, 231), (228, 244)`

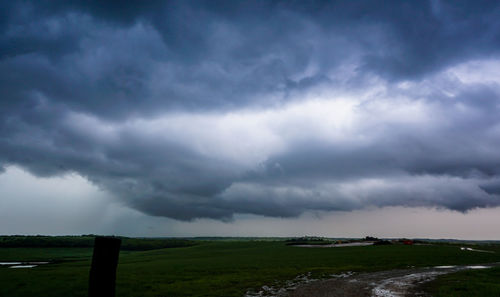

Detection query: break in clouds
(1, 0), (500, 220)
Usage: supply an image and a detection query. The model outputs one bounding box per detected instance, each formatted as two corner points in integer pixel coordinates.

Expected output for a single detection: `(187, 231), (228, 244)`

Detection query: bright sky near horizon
(1, 1), (500, 238)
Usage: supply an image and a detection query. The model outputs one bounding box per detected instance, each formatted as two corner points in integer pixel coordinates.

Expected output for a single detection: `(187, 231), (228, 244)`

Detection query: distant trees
(0, 235), (197, 250)
(285, 236), (333, 245)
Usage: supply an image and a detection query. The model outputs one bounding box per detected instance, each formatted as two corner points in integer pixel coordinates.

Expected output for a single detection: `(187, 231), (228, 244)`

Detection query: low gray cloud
(1, 1), (500, 221)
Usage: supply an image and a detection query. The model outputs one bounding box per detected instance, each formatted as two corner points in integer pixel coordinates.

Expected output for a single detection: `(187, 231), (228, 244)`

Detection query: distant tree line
(0, 235), (197, 251)
(285, 236), (333, 245)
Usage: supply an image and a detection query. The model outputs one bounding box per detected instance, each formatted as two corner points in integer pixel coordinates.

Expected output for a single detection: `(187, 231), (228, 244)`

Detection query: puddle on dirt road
(244, 272), (319, 297)
(460, 247), (494, 253)
(244, 271), (357, 297)
(247, 264), (497, 297)
(372, 265), (492, 297)
(0, 261), (50, 269)
(10, 265), (38, 269)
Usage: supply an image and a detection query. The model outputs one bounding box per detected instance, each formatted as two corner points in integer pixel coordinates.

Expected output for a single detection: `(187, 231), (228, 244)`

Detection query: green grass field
(1, 239), (500, 297)
(423, 266), (500, 297)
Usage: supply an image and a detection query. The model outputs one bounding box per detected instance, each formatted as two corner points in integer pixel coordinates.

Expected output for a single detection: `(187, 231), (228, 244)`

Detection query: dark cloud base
(1, 0), (500, 220)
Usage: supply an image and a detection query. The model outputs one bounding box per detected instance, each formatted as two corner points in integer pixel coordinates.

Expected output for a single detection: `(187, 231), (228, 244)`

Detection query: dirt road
(246, 264), (498, 297)
(286, 265), (496, 297)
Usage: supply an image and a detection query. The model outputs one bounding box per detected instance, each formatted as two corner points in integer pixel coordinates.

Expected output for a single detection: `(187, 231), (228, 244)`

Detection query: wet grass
(0, 247), (93, 262)
(1, 241), (500, 297)
(422, 266), (500, 297)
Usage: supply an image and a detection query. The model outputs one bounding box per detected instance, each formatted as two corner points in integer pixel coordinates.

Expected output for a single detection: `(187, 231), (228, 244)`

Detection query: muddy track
(245, 263), (500, 297)
(285, 264), (499, 297)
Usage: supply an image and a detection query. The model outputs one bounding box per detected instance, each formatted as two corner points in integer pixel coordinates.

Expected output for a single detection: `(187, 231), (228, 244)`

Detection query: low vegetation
(422, 266), (500, 297)
(0, 236), (499, 296)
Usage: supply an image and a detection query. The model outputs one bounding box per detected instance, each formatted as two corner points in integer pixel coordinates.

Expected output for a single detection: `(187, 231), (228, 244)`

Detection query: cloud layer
(1, 1), (500, 220)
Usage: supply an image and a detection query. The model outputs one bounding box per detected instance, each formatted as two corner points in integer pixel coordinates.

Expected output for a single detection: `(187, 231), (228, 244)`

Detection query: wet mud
(287, 264), (499, 297)
(246, 264), (500, 297)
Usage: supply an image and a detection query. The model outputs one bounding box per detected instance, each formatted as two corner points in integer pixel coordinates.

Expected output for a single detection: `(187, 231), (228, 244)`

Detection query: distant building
(403, 240), (413, 245)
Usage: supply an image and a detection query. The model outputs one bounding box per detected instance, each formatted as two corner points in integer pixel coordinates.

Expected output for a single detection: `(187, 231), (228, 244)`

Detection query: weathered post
(89, 236), (121, 297)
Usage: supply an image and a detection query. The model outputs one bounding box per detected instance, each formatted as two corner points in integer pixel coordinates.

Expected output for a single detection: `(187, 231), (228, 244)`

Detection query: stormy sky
(1, 0), (500, 238)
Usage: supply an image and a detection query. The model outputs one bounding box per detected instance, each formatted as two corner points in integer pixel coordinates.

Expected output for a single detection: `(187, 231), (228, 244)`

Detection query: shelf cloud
(1, 1), (500, 221)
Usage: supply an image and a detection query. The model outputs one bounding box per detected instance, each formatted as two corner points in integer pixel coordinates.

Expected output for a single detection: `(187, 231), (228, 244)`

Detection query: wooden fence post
(89, 236), (121, 297)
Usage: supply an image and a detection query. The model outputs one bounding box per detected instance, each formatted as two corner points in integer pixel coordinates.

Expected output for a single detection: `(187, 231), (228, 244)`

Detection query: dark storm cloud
(3, 1), (500, 116)
(1, 0), (500, 220)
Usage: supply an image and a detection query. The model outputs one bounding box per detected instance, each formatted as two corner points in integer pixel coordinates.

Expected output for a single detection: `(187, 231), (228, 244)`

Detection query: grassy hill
(1, 237), (500, 296)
